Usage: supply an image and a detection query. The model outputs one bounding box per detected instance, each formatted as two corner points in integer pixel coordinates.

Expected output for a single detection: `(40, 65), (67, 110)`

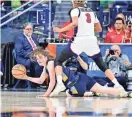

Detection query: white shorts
(70, 36), (100, 57)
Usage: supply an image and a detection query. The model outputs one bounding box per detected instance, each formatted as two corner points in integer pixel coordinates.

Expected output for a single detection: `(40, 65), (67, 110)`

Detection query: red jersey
(104, 30), (125, 43)
(123, 26), (132, 43)
(58, 22), (74, 40)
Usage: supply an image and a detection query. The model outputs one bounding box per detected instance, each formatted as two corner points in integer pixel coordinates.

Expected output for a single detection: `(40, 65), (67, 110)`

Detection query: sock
(112, 78), (120, 86)
(57, 75), (63, 84)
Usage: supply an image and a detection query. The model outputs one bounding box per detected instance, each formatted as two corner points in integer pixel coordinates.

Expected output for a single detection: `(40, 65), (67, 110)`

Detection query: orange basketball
(12, 64), (26, 79)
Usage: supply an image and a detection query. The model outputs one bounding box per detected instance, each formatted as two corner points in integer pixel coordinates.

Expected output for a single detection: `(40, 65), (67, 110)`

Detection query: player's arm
(94, 13), (102, 33)
(94, 22), (102, 32)
(60, 16), (78, 32)
(77, 56), (88, 70)
(25, 67), (48, 84)
(54, 16), (78, 33)
(53, 8), (79, 33)
(44, 61), (56, 96)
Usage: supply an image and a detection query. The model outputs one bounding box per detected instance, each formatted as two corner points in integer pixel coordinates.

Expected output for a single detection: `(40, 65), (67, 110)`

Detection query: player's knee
(98, 61), (108, 72)
(54, 58), (63, 67)
(94, 56), (108, 72)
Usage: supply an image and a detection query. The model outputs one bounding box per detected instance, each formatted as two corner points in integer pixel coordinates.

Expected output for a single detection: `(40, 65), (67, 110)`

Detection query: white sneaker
(84, 91), (94, 97)
(50, 83), (66, 97)
(119, 91), (128, 98)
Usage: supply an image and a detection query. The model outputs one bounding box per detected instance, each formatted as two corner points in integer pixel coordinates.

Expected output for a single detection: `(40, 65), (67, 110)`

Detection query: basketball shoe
(50, 82), (66, 97)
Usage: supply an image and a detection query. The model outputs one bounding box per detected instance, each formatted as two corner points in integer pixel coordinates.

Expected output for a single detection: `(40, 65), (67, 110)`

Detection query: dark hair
(114, 17), (124, 24)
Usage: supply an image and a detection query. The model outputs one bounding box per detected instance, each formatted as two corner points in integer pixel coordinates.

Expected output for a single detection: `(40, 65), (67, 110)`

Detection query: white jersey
(70, 7), (99, 37)
(70, 7), (100, 56)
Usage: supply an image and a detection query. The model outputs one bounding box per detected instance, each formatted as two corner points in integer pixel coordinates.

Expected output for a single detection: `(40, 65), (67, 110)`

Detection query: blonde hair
(116, 13), (126, 25)
(30, 47), (54, 61)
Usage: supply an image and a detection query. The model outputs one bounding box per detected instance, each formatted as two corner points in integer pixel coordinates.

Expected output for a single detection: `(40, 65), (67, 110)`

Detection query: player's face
(24, 25), (33, 37)
(114, 20), (124, 30)
(36, 54), (47, 66)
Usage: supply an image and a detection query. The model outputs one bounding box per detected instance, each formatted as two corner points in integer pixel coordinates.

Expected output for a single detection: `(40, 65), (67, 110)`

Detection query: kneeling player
(21, 48), (131, 97)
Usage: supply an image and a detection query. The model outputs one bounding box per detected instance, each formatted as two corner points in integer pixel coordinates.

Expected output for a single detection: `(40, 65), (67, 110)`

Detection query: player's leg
(92, 53), (125, 91)
(90, 83), (130, 97)
(83, 74), (130, 97)
(50, 44), (77, 97)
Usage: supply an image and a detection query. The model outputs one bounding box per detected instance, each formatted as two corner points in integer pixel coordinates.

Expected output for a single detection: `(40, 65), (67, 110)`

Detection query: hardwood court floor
(1, 91), (132, 117)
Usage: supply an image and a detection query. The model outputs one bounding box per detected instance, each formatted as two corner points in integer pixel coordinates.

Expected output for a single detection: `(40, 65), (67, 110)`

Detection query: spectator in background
(104, 17), (125, 43)
(58, 21), (74, 40)
(0, 0), (11, 11)
(0, 1), (6, 11)
(122, 21), (132, 43)
(52, 1), (72, 38)
(108, 13), (132, 43)
(11, 0), (21, 10)
(108, 13), (126, 32)
(14, 22), (42, 77)
(103, 44), (131, 90)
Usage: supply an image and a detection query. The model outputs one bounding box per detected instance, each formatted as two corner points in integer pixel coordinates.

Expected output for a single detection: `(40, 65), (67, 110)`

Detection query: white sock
(57, 75), (63, 84)
(112, 78), (120, 86)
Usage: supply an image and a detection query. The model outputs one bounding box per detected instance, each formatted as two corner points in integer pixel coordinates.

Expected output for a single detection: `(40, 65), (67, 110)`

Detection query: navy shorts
(63, 67), (96, 96)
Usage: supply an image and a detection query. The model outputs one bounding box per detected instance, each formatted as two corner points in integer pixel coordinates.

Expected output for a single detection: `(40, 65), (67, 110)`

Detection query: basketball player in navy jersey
(22, 48), (132, 97)
(51, 0), (126, 96)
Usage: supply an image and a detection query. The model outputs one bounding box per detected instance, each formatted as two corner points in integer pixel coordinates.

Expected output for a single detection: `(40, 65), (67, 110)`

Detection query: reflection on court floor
(1, 91), (132, 117)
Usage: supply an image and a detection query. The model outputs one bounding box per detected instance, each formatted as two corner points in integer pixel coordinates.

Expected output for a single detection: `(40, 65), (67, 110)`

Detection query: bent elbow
(72, 22), (78, 27)
(99, 28), (102, 32)
(94, 23), (102, 32)
(96, 27), (102, 32)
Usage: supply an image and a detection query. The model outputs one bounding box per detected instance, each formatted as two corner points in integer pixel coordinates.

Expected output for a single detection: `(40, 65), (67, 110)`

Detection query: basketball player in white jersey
(50, 0), (126, 96)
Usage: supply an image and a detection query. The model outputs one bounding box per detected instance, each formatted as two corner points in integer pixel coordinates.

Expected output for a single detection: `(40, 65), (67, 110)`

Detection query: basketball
(12, 64), (26, 79)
